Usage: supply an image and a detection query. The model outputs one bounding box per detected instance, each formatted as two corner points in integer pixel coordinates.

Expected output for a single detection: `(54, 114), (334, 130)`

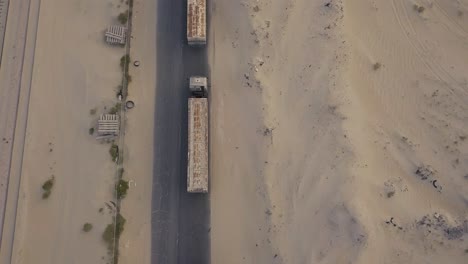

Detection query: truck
(187, 76), (208, 193)
(187, 0), (206, 45)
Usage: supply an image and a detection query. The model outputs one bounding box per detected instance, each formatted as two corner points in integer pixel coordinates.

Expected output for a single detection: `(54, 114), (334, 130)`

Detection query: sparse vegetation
(120, 55), (130, 72)
(42, 178), (54, 191)
(413, 4), (425, 13)
(109, 144), (119, 162)
(253, 5), (260, 12)
(42, 191), (51, 199)
(373, 62), (381, 70)
(125, 73), (132, 84)
(102, 213), (126, 252)
(117, 85), (123, 94)
(116, 179), (129, 199)
(117, 12), (128, 25)
(89, 127), (95, 135)
(120, 54), (132, 98)
(458, 10), (464, 17)
(118, 168), (124, 178)
(83, 223), (93, 232)
(117, 154), (124, 165)
(102, 3), (133, 261)
(108, 103), (122, 115)
(121, 74), (132, 95)
(42, 176), (55, 199)
(90, 108), (97, 115)
(102, 225), (114, 247)
(387, 191), (395, 198)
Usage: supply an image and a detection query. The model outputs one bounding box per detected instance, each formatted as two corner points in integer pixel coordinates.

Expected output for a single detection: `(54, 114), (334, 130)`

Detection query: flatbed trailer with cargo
(187, 0), (206, 45)
(187, 76), (208, 193)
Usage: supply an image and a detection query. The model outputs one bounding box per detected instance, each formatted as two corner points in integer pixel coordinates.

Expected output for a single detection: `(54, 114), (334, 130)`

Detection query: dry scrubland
(210, 0), (468, 263)
(10, 0), (135, 263)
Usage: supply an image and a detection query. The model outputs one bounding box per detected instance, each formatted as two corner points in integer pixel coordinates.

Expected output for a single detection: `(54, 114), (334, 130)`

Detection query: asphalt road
(152, 0), (210, 263)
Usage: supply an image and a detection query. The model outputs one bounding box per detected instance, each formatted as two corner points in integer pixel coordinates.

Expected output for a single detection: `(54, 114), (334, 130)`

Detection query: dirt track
(0, 0), (40, 261)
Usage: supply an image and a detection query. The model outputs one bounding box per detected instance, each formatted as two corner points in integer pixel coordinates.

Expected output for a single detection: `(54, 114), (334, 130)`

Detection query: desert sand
(3, 0), (143, 263)
(1, 0), (467, 263)
(117, 0), (156, 262)
(210, 0), (468, 263)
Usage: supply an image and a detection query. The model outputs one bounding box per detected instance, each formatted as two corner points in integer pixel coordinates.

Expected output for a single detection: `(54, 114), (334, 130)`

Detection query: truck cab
(189, 76), (207, 97)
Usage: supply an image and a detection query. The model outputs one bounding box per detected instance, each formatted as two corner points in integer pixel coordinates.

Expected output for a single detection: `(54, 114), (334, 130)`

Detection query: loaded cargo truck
(187, 76), (208, 193)
(187, 0), (206, 45)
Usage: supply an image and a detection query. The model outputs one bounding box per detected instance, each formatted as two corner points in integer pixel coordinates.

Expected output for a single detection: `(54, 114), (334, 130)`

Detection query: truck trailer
(187, 0), (206, 45)
(187, 76), (208, 193)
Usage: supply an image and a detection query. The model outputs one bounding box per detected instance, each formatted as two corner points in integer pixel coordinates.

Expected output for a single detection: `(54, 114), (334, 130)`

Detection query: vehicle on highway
(187, 0), (206, 45)
(187, 76), (208, 193)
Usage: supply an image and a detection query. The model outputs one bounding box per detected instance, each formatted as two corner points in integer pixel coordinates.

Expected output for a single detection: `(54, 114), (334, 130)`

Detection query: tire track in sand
(390, 0), (467, 98)
(432, 0), (468, 42)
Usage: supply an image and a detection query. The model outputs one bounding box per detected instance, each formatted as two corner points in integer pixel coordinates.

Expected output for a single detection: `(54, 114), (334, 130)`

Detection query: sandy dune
(210, 0), (468, 263)
(343, 0), (468, 262)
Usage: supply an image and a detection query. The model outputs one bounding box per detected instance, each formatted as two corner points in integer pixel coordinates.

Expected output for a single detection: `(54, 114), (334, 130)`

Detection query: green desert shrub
(102, 213), (126, 250)
(83, 223), (93, 232)
(108, 103), (121, 115)
(42, 176), (55, 199)
(109, 144), (119, 162)
(116, 179), (129, 200)
(373, 62), (381, 70)
(118, 12), (128, 24)
(120, 55), (130, 72)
